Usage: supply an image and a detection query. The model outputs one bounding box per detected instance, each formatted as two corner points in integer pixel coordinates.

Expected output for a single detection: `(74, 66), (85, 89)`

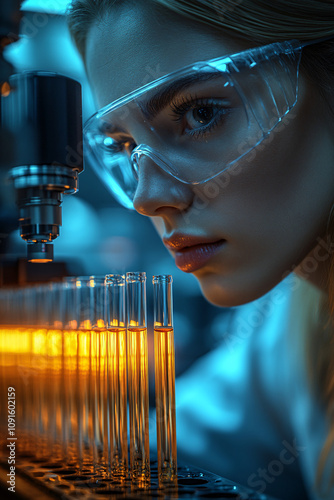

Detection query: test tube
(46, 282), (64, 461)
(153, 275), (177, 486)
(76, 276), (106, 474)
(126, 272), (150, 485)
(62, 277), (79, 465)
(105, 274), (128, 478)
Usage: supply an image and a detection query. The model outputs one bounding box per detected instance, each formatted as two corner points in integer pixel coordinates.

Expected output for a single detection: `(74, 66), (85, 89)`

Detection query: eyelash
(170, 94), (231, 138)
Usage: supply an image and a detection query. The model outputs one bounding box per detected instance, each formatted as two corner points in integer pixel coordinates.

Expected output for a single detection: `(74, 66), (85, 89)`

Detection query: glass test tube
(46, 282), (65, 461)
(153, 275), (177, 486)
(76, 276), (106, 474)
(126, 272), (150, 485)
(105, 274), (128, 478)
(62, 277), (79, 465)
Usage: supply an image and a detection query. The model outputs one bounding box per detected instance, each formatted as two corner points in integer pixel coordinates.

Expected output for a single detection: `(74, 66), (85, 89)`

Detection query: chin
(195, 271), (282, 308)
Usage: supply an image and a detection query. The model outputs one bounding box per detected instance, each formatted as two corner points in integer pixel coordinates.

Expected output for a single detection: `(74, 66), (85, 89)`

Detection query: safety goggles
(83, 38), (321, 209)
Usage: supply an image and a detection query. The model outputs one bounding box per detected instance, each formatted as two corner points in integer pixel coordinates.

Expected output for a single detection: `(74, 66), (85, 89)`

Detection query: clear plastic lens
(85, 133), (137, 209)
(84, 41), (302, 209)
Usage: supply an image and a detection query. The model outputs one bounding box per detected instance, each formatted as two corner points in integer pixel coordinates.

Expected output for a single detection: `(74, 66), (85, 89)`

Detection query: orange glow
(127, 327), (150, 483)
(81, 320), (92, 330)
(0, 326), (129, 479)
(0, 327), (31, 355)
(31, 329), (48, 355)
(154, 327), (177, 485)
(109, 318), (126, 327)
(29, 259), (52, 263)
(47, 330), (63, 357)
(96, 319), (105, 329)
(128, 320), (139, 327)
(53, 321), (63, 330)
(108, 328), (128, 477)
(68, 320), (78, 330)
(1, 82), (11, 97)
(64, 331), (78, 358)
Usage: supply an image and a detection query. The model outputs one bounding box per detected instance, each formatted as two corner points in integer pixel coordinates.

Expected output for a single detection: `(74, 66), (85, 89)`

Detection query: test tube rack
(0, 454), (280, 500)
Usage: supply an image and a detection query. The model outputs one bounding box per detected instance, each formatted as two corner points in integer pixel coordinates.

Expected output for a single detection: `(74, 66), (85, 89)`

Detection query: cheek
(192, 106), (334, 306)
(211, 103), (333, 248)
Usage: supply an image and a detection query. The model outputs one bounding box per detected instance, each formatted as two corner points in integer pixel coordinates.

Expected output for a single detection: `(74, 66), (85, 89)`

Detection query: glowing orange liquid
(0, 327), (62, 457)
(107, 328), (128, 478)
(154, 327), (177, 486)
(0, 326), (128, 479)
(127, 327), (150, 485)
(75, 328), (128, 476)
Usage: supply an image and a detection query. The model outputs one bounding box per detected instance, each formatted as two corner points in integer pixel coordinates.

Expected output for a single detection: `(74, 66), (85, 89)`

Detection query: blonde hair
(67, 0), (334, 494)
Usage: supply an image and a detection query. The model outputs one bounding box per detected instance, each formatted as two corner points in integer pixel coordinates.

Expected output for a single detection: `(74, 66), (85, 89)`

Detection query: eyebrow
(137, 71), (223, 120)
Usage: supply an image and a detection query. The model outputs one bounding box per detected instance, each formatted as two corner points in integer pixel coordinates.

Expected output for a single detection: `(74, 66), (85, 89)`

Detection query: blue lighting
(21, 0), (71, 14)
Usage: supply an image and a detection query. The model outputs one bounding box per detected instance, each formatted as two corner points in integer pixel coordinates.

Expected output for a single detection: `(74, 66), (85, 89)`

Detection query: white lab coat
(174, 274), (332, 500)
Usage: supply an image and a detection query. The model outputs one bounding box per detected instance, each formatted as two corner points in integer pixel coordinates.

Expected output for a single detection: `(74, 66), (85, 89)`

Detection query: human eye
(103, 136), (136, 156)
(170, 95), (232, 138)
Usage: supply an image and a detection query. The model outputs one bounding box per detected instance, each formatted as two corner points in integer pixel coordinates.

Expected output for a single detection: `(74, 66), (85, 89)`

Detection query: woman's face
(86, 1), (334, 306)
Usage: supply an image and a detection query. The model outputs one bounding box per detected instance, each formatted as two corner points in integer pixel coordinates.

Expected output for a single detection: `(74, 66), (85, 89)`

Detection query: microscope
(0, 0), (83, 265)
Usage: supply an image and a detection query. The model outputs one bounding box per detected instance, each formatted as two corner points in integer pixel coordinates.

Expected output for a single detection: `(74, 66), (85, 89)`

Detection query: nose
(132, 155), (193, 217)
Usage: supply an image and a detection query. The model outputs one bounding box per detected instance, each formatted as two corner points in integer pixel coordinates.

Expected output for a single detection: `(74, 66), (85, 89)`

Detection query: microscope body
(0, 1), (83, 264)
(3, 71), (83, 262)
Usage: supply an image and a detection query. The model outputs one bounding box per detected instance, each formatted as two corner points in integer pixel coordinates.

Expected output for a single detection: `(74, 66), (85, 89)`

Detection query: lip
(163, 234), (226, 273)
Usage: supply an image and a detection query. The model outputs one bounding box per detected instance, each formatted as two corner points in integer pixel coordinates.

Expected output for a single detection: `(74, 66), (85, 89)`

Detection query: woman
(67, 1), (334, 498)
